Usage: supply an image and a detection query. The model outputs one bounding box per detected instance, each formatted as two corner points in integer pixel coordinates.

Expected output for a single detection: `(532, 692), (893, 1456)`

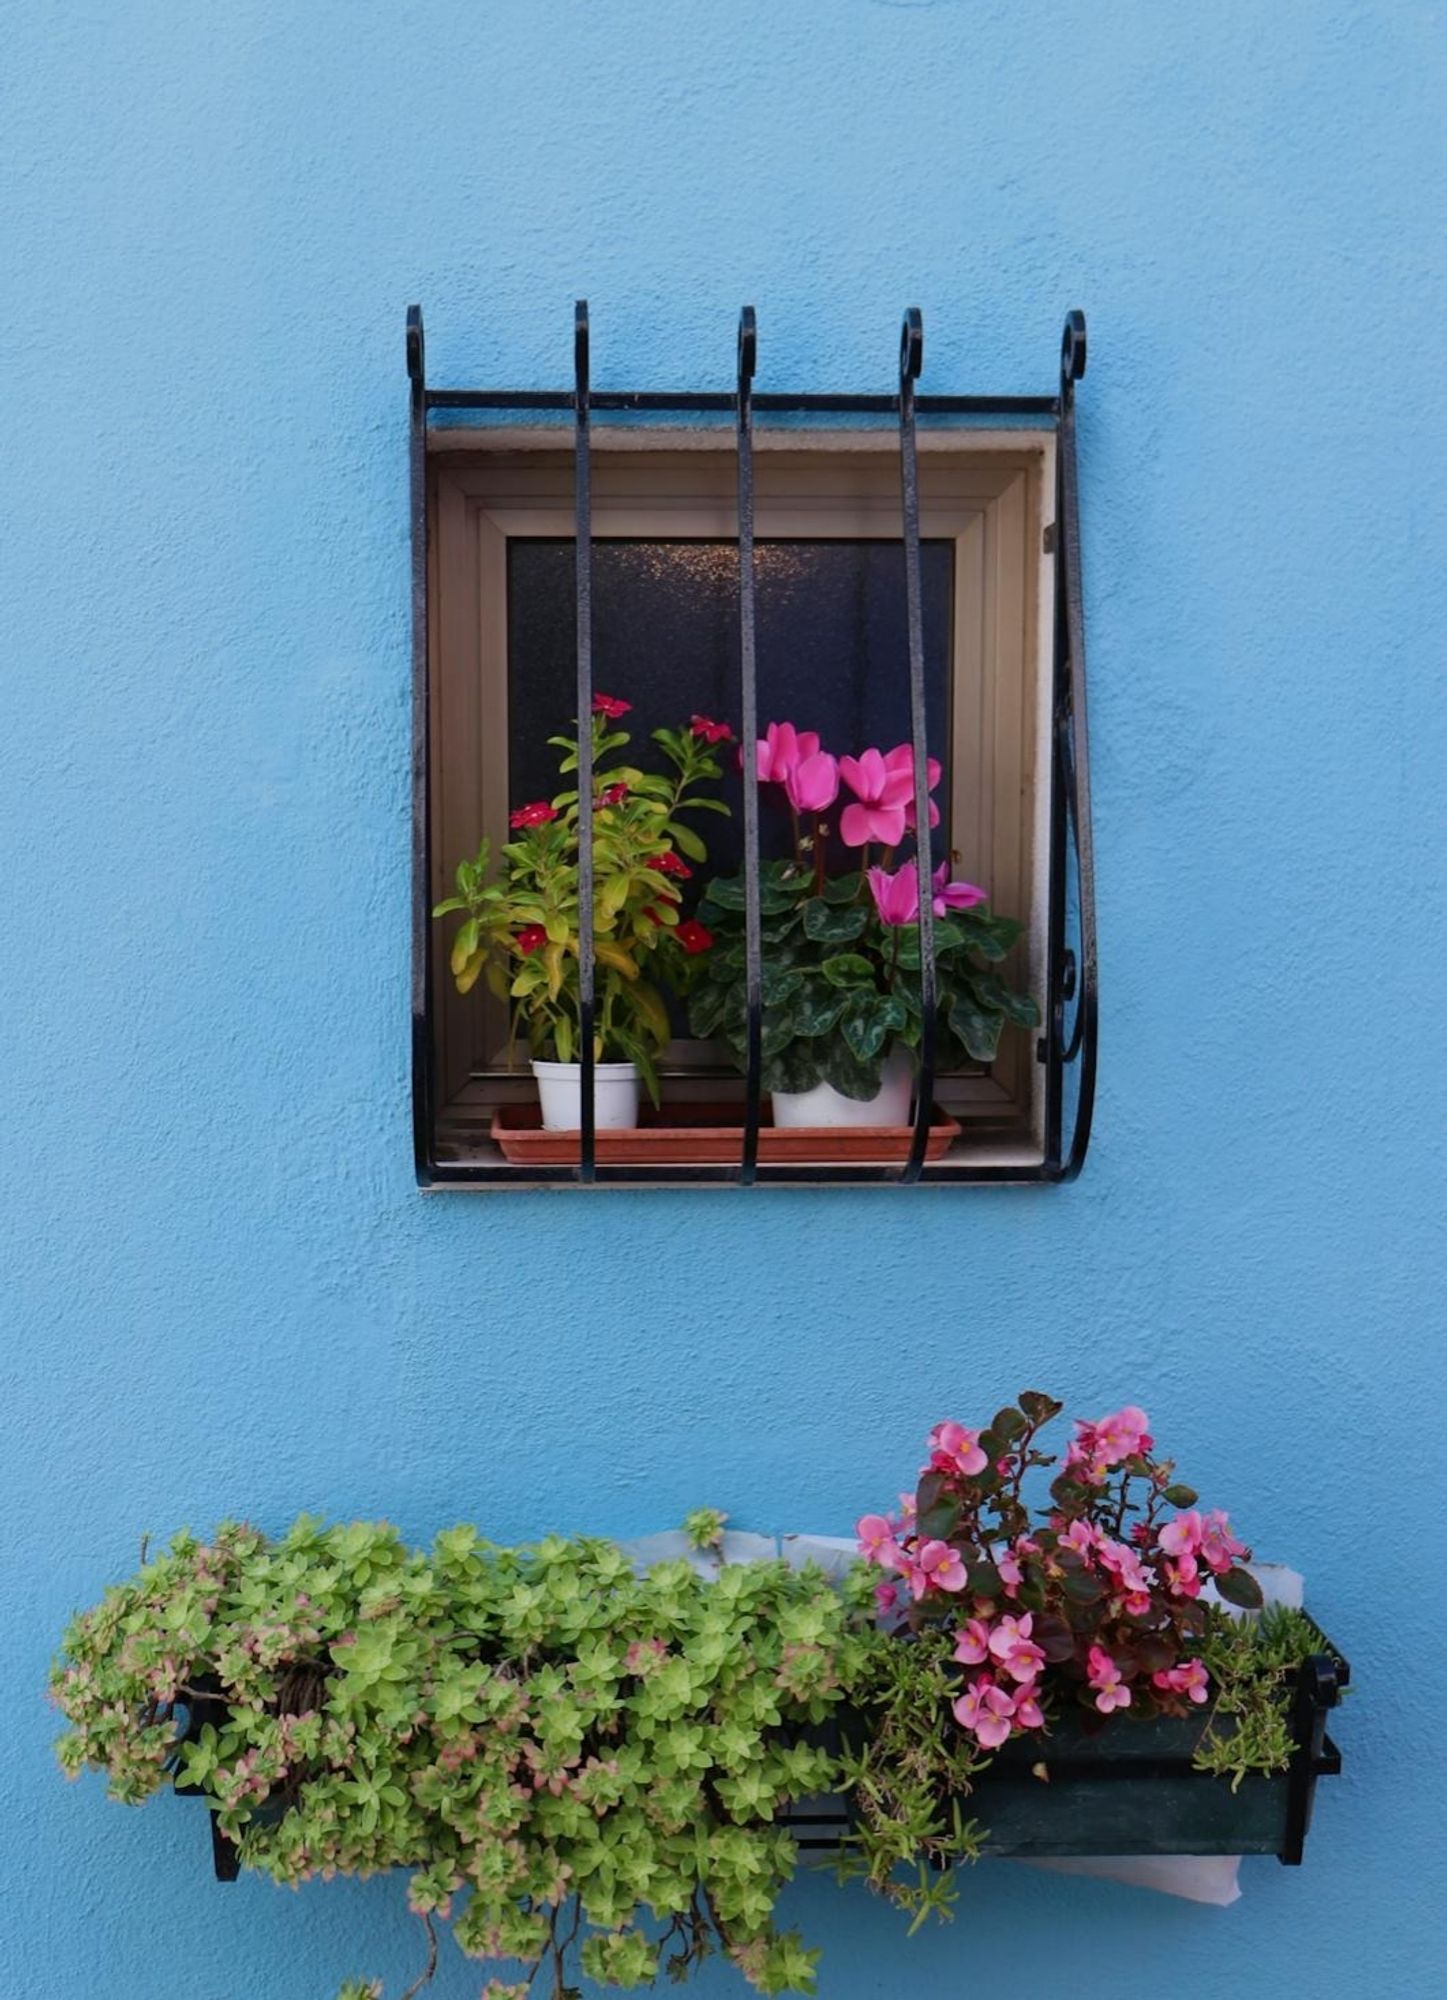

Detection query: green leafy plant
(686, 724), (1036, 1101)
(52, 1519), (872, 1999)
(1193, 1604), (1325, 1790)
(434, 698), (730, 1098)
(690, 858), (1035, 1100)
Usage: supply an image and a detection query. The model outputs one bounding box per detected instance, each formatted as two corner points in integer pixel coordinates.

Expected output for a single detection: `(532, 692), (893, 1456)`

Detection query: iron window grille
(408, 304), (1097, 1187)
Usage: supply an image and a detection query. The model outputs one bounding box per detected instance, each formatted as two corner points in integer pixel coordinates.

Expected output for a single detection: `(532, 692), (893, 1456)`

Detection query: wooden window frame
(427, 428), (1056, 1171)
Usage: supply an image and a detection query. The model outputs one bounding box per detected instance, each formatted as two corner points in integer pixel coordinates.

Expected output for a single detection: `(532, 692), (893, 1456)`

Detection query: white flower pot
(771, 1048), (914, 1129)
(531, 1059), (640, 1132)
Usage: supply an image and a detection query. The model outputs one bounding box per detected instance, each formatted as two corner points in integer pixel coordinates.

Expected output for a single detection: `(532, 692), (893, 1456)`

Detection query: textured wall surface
(4, 3), (1445, 1995)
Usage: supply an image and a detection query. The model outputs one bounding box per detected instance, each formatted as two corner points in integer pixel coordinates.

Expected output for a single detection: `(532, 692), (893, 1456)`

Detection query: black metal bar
(574, 303), (596, 1183)
(897, 310), (936, 1185)
(736, 309), (763, 1186)
(426, 389), (1057, 418)
(407, 306), (435, 1186)
(1053, 311), (1098, 1180)
(1040, 314), (1096, 1178)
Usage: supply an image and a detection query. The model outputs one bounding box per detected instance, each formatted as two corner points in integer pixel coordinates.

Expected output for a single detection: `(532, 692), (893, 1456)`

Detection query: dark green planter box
(185, 1645), (1347, 1882)
(785, 1647), (1347, 1867)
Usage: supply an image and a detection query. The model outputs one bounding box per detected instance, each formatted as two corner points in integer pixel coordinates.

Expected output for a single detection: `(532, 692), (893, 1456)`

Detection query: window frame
(425, 431), (1055, 1168)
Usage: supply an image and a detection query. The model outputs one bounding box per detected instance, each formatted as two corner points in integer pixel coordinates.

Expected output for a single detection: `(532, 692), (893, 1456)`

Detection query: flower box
(781, 1643), (1347, 1867)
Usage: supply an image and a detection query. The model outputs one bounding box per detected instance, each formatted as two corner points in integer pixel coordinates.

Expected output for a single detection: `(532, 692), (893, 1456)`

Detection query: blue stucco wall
(4, 3), (1445, 1994)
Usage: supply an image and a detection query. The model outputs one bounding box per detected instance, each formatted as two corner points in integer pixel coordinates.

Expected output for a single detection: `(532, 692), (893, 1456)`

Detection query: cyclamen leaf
(820, 953), (876, 989)
(802, 899), (868, 945)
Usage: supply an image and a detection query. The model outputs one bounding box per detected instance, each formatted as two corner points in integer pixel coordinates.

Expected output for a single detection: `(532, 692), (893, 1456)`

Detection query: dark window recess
(507, 538), (954, 871)
(407, 302), (1097, 1188)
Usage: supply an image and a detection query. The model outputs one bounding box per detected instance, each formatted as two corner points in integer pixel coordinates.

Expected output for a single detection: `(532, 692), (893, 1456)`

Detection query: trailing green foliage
(51, 1517), (1325, 1999)
(52, 1520), (868, 1999)
(1192, 1605), (1325, 1791)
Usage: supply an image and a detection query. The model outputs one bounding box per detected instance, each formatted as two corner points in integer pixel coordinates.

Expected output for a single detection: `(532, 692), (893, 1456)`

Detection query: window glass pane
(507, 538), (953, 874)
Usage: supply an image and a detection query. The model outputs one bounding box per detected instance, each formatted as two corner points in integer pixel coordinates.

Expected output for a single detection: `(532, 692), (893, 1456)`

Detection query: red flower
(597, 782), (629, 806)
(516, 925), (547, 954)
(646, 850), (692, 878)
(675, 919), (714, 955)
(592, 693), (631, 718)
(509, 800), (558, 830)
(690, 714), (734, 745)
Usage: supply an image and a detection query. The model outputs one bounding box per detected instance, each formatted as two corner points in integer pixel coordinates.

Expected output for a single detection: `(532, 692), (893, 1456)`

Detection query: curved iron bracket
(1043, 308), (1098, 1179)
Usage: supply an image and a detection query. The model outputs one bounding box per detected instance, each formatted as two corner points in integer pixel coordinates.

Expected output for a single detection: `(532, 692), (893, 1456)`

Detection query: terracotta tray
(490, 1100), (960, 1166)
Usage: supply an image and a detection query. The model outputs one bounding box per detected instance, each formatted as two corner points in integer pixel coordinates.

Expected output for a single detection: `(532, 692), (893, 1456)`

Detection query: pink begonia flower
(1153, 1659), (1210, 1705)
(927, 1420), (989, 1478)
(754, 722), (821, 786)
(1200, 1509), (1247, 1575)
(932, 859), (986, 915)
(838, 747), (917, 847)
(1087, 1645), (1132, 1714)
(1161, 1553), (1202, 1599)
(907, 1538), (967, 1598)
(873, 1582), (899, 1618)
(866, 863), (921, 926)
(953, 1617), (993, 1667)
(989, 1613), (1047, 1685)
(1059, 1519), (1098, 1559)
(1098, 1538), (1152, 1597)
(952, 1677), (1016, 1749)
(1011, 1685), (1046, 1730)
(855, 1514), (901, 1569)
(1069, 1405), (1152, 1481)
(1159, 1510), (1205, 1558)
(996, 1552), (1023, 1598)
(1093, 1405), (1153, 1463)
(895, 1492), (917, 1528)
(783, 749), (839, 815)
(889, 745), (943, 833)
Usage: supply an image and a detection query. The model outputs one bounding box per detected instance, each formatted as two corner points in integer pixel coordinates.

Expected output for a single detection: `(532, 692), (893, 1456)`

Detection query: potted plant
(433, 697), (730, 1129)
(51, 1396), (1345, 1999)
(688, 723), (1039, 1128)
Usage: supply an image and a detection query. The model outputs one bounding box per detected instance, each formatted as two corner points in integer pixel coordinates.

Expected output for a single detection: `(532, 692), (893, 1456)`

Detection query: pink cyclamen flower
(855, 1514), (901, 1569)
(754, 722), (820, 786)
(928, 1420), (988, 1478)
(1158, 1510), (1205, 1558)
(783, 749), (840, 814)
(952, 1677), (1016, 1749)
(1086, 1645), (1132, 1714)
(889, 745), (944, 833)
(1152, 1659), (1210, 1705)
(866, 863), (921, 927)
(1200, 1510), (1247, 1575)
(931, 859), (986, 915)
(953, 1617), (994, 1667)
(838, 747), (921, 848)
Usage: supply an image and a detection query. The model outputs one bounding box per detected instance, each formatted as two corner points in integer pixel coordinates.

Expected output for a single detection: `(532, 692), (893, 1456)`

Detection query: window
(425, 436), (1053, 1173)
